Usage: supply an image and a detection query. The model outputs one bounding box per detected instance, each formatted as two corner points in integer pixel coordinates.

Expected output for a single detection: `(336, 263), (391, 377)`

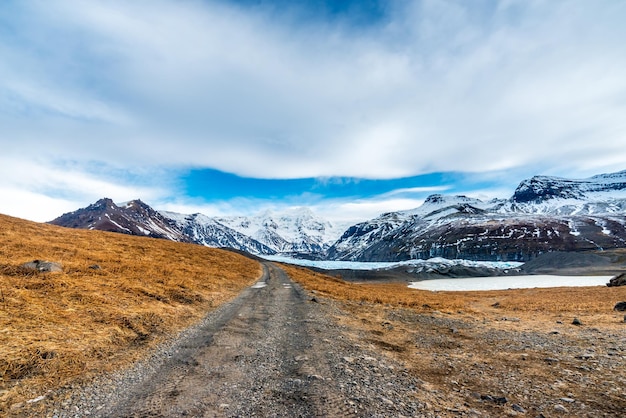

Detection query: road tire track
(50, 262), (428, 417)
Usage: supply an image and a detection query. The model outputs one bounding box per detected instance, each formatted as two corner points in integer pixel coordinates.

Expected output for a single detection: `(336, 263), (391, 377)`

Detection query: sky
(1, 0), (626, 224)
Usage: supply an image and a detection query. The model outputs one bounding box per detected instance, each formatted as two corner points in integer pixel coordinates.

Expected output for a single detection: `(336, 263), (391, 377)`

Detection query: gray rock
(607, 273), (626, 287)
(572, 317), (583, 326)
(511, 403), (526, 413)
(21, 260), (63, 273)
(613, 301), (626, 312)
(554, 404), (569, 413)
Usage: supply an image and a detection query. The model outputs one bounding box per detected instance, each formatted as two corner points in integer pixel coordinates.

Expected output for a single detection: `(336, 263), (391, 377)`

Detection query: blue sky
(1, 0), (626, 223)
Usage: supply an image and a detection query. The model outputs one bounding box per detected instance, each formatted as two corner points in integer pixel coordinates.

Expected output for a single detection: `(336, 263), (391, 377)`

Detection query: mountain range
(49, 199), (344, 258)
(49, 170), (626, 262)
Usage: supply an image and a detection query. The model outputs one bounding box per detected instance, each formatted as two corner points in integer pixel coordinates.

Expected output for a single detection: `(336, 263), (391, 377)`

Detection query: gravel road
(47, 263), (431, 417)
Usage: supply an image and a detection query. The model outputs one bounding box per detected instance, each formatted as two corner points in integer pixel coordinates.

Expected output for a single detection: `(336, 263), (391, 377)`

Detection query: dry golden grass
(281, 264), (626, 324)
(0, 214), (261, 412)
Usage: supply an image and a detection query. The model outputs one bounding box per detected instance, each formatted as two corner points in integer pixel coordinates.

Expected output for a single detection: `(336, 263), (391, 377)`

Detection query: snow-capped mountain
(49, 199), (341, 257)
(328, 170), (626, 262)
(215, 207), (345, 257)
(161, 212), (275, 255)
(49, 198), (190, 242)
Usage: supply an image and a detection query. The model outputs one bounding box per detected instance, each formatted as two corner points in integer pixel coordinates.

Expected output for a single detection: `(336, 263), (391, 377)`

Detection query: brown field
(281, 263), (626, 319)
(281, 264), (626, 416)
(0, 214), (261, 413)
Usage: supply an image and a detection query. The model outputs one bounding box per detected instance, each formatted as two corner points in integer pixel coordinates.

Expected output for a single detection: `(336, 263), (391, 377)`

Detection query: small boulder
(613, 301), (626, 312)
(21, 260), (62, 273)
(554, 404), (569, 413)
(607, 273), (626, 287)
(572, 318), (583, 326)
(511, 404), (526, 413)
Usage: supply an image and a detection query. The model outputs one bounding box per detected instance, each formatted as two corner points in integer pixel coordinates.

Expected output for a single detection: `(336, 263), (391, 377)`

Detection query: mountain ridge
(328, 170), (626, 262)
(48, 169), (626, 262)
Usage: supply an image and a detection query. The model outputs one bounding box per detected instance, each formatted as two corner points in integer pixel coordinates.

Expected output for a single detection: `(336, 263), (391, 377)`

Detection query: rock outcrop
(607, 273), (626, 287)
(21, 260), (63, 273)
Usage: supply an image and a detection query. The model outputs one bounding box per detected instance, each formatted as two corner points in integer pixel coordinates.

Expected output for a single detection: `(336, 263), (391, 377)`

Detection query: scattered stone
(89, 264), (101, 270)
(499, 317), (520, 322)
(381, 397), (394, 406)
(613, 301), (626, 312)
(480, 394), (507, 404)
(491, 302), (500, 308)
(26, 395), (47, 404)
(10, 402), (24, 411)
(342, 356), (354, 364)
(544, 357), (560, 364)
(295, 355), (308, 362)
(511, 404), (526, 413)
(553, 404), (569, 413)
(576, 353), (595, 360)
(450, 328), (459, 334)
(21, 260), (63, 273)
(560, 397), (575, 403)
(572, 318), (583, 326)
(381, 321), (394, 330)
(607, 273), (626, 287)
(310, 297), (318, 303)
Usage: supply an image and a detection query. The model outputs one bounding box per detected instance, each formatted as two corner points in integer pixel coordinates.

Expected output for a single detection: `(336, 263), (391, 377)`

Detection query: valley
(2, 215), (625, 417)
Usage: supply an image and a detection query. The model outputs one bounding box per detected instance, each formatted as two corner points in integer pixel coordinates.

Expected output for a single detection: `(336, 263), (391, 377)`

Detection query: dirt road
(64, 263), (426, 417)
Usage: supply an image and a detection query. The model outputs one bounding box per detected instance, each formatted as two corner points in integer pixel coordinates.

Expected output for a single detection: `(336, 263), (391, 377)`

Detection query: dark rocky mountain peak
(329, 169), (626, 262)
(512, 176), (584, 203)
(50, 198), (188, 241)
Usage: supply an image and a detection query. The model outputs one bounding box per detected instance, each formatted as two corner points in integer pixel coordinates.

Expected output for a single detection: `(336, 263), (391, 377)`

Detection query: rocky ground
(337, 300), (626, 417)
(19, 261), (626, 418)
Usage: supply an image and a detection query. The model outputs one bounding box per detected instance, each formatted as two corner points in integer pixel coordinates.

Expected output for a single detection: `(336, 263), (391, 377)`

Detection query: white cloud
(1, 0), (625, 221)
(0, 156), (169, 221)
(380, 185), (451, 197)
(2, 0), (624, 178)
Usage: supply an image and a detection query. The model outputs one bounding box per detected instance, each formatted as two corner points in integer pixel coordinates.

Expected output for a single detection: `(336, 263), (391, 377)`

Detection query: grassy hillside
(0, 214), (261, 413)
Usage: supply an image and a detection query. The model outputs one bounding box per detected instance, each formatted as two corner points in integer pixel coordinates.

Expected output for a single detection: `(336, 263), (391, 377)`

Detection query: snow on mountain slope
(328, 170), (626, 262)
(51, 199), (342, 257)
(50, 198), (189, 242)
(327, 194), (499, 260)
(161, 211), (275, 254)
(216, 207), (346, 256)
(503, 170), (626, 214)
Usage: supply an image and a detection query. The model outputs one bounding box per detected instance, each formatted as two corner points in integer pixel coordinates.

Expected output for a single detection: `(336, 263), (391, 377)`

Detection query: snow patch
(409, 275), (612, 291)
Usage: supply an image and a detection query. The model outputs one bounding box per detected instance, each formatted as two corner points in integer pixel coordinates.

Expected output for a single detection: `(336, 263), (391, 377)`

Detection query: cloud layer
(1, 0), (626, 221)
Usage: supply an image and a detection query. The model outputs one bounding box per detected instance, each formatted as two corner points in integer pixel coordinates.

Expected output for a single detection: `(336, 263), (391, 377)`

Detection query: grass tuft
(0, 213), (261, 413)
